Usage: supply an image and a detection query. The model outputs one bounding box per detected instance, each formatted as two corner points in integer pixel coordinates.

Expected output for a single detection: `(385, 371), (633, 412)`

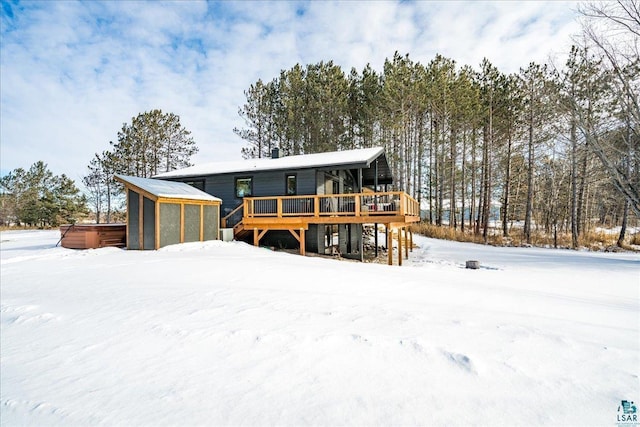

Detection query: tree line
(234, 1), (639, 247)
(0, 109), (198, 227)
(83, 109), (198, 223)
(0, 161), (86, 227)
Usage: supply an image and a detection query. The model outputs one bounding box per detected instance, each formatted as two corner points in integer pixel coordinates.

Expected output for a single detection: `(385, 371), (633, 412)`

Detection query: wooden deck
(249, 191), (416, 221)
(222, 191), (420, 265)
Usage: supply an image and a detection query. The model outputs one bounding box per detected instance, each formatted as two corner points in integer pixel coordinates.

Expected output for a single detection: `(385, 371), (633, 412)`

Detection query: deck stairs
(222, 204), (251, 241)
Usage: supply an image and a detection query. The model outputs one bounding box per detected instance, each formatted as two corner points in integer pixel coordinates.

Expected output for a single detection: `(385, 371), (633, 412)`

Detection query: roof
(114, 175), (221, 202)
(154, 147), (389, 180)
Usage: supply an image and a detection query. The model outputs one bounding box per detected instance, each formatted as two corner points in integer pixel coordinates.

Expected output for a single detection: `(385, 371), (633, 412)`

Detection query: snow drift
(1, 230), (638, 426)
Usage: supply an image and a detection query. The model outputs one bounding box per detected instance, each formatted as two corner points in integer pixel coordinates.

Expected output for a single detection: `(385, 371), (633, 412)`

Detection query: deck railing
(221, 203), (244, 228)
(243, 191), (419, 220)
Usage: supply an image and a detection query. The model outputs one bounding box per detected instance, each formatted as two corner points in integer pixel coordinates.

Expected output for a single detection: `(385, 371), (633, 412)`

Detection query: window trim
(285, 173), (297, 196)
(235, 176), (253, 198)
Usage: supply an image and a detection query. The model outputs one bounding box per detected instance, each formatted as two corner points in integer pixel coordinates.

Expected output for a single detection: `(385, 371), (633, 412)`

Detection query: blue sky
(0, 0), (581, 182)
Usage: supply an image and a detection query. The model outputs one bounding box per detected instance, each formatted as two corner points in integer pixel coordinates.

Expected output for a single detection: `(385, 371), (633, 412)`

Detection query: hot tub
(59, 223), (126, 249)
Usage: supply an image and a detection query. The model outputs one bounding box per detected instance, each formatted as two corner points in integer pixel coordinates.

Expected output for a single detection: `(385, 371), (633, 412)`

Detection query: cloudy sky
(1, 0), (582, 182)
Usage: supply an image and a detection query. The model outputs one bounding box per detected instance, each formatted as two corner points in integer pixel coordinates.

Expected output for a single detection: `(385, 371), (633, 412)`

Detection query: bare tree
(577, 1), (640, 216)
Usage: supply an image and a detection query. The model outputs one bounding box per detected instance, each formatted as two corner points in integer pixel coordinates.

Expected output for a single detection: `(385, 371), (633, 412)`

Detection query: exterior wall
(169, 166), (365, 256)
(128, 189), (140, 249)
(203, 205), (219, 241)
(306, 224), (320, 253)
(143, 197), (156, 250)
(159, 203), (180, 247)
(340, 223), (363, 261)
(157, 202), (219, 248)
(124, 186), (220, 250)
(183, 204), (201, 243)
(202, 168), (317, 216)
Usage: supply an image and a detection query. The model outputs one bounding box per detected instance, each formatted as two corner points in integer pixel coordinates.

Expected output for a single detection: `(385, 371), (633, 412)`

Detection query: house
(114, 175), (221, 250)
(155, 147), (420, 265)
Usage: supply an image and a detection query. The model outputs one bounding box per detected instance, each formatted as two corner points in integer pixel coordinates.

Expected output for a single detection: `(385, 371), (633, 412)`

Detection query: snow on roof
(154, 147), (385, 179)
(115, 175), (221, 202)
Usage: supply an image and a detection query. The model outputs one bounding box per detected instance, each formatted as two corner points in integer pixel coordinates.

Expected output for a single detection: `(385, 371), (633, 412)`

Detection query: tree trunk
(571, 112), (579, 249)
(461, 128), (467, 233)
(524, 109), (534, 244)
(502, 129), (512, 237)
(617, 199), (629, 247)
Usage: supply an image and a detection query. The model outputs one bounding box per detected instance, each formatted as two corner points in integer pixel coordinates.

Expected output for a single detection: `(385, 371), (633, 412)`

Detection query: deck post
(387, 225), (393, 266)
(253, 228), (259, 246)
(300, 228), (305, 256)
(409, 227), (413, 252)
(374, 222), (378, 257)
(404, 226), (409, 259)
(398, 227), (403, 266)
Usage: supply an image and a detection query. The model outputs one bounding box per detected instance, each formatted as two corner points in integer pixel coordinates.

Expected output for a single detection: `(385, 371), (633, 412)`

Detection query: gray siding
(143, 197), (156, 250)
(340, 223), (363, 261)
(128, 189), (140, 249)
(306, 224), (319, 253)
(204, 169), (317, 216)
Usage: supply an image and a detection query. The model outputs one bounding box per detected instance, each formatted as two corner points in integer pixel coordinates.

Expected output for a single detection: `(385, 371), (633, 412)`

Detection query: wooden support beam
(404, 226), (409, 259)
(398, 226), (403, 266)
(409, 228), (413, 252)
(374, 222), (378, 257)
(253, 228), (259, 246)
(387, 225), (393, 266)
(200, 204), (204, 241)
(300, 228), (305, 256)
(180, 203), (185, 243)
(289, 229), (301, 243)
(155, 201), (160, 250)
(125, 191), (130, 249)
(138, 193), (144, 250)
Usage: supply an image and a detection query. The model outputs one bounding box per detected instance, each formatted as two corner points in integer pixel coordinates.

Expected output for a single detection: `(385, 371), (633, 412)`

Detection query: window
(235, 177), (253, 198)
(286, 174), (297, 195)
(184, 180), (205, 191)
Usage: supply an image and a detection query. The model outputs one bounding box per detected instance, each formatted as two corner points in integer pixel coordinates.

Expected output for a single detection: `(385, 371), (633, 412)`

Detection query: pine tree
(0, 162), (86, 227)
(110, 109), (198, 177)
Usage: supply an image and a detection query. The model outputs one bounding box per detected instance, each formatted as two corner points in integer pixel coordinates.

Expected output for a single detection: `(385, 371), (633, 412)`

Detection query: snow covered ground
(1, 230), (638, 426)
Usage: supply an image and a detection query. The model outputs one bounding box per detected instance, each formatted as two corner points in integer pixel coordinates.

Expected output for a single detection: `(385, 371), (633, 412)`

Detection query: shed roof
(114, 175), (221, 202)
(154, 147), (391, 183)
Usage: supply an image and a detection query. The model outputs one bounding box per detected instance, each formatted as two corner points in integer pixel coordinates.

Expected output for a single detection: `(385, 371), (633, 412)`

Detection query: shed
(114, 175), (222, 250)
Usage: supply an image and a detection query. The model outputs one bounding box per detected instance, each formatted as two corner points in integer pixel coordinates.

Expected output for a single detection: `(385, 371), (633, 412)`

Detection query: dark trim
(285, 173), (297, 196)
(235, 176), (253, 198)
(184, 179), (205, 191)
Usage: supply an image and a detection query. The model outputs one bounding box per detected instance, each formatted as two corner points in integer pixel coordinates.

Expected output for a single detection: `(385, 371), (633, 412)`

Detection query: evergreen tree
(0, 162), (86, 227)
(109, 109), (198, 178)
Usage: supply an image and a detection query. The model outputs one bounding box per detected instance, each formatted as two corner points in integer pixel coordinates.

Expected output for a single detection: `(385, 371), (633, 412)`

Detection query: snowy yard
(1, 230), (638, 426)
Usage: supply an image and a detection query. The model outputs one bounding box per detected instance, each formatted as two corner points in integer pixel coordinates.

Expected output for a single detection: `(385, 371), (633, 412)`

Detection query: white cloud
(0, 0), (582, 181)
